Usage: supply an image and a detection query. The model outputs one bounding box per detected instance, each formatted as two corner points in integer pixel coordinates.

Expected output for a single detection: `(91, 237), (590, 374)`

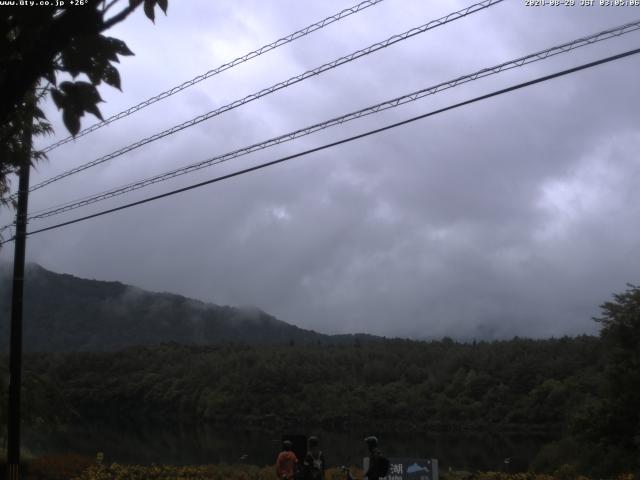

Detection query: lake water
(23, 423), (554, 472)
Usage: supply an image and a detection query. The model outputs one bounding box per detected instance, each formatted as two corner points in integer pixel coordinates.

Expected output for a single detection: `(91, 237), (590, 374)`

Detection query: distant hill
(0, 263), (378, 352)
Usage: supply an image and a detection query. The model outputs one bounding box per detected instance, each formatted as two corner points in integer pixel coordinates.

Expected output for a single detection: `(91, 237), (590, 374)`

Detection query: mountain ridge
(0, 263), (381, 352)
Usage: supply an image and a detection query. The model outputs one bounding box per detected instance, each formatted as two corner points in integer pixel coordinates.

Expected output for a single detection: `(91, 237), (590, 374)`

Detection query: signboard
(363, 457), (438, 480)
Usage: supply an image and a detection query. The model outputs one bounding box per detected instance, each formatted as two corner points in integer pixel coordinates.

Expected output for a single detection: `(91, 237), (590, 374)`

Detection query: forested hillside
(0, 264), (353, 351)
(4, 336), (602, 431)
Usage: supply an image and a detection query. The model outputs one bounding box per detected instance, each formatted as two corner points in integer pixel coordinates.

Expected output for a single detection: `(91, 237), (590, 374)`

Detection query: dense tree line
(0, 333), (637, 474)
(1, 336), (602, 431)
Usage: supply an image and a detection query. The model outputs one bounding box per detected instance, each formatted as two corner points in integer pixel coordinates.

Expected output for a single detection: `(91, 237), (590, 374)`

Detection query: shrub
(27, 453), (95, 480)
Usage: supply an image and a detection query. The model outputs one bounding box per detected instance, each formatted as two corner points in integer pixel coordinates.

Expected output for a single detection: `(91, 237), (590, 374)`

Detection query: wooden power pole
(6, 102), (33, 480)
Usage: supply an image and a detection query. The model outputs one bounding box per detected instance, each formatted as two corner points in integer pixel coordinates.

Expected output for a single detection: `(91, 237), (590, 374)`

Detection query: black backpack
(377, 455), (390, 477)
(369, 451), (390, 478)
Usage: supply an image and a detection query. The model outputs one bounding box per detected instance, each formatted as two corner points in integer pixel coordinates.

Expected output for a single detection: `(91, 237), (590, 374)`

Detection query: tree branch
(102, 0), (121, 15)
(102, 1), (142, 30)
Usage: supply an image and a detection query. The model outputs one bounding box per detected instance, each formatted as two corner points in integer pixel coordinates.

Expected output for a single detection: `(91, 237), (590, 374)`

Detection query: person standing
(364, 436), (389, 480)
(276, 440), (298, 480)
(302, 436), (325, 480)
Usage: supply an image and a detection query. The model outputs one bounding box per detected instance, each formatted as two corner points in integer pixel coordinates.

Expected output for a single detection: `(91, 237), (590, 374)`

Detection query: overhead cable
(24, 19), (640, 222)
(23, 0), (503, 196)
(40, 0), (388, 153)
(2, 46), (637, 245)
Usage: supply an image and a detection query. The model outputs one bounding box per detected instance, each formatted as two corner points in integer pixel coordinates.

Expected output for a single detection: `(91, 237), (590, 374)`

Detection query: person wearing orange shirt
(276, 440), (298, 480)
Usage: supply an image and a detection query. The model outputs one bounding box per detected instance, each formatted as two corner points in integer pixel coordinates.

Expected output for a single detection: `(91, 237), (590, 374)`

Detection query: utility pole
(6, 100), (33, 480)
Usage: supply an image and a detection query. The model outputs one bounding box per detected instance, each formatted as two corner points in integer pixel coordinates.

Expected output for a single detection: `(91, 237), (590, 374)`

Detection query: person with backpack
(364, 436), (390, 480)
(276, 440), (298, 480)
(301, 436), (325, 480)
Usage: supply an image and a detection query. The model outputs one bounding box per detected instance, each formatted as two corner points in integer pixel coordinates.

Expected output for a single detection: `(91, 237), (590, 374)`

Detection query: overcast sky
(2, 0), (639, 339)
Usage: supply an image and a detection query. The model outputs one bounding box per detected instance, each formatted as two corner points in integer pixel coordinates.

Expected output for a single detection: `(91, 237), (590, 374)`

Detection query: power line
(2, 46), (637, 245)
(40, 0), (387, 154)
(23, 19), (640, 222)
(22, 0), (503, 196)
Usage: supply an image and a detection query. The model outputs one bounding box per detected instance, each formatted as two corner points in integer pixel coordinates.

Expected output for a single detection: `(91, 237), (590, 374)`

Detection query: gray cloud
(2, 0), (639, 340)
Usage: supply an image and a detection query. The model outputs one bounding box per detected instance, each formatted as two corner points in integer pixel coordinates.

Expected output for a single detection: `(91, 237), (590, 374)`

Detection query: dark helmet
(308, 436), (319, 448)
(364, 436), (378, 448)
(283, 440), (293, 451)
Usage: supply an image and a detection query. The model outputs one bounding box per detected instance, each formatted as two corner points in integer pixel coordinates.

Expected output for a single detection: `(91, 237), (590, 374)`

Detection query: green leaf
(61, 44), (84, 78)
(91, 35), (119, 62)
(50, 89), (65, 109)
(143, 0), (155, 22)
(109, 38), (134, 56)
(31, 149), (49, 162)
(62, 109), (81, 136)
(58, 81), (104, 121)
(103, 64), (122, 90)
(33, 106), (47, 120)
(84, 103), (104, 121)
(86, 66), (103, 85)
(59, 81), (77, 96)
(73, 82), (104, 107)
(103, 47), (120, 63)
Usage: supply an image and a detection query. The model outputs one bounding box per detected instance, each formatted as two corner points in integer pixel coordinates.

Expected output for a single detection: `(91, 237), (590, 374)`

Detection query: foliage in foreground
(472, 472), (634, 480)
(63, 464), (635, 480)
(0, 0), (169, 211)
(69, 463), (363, 480)
(26, 453), (95, 480)
(6, 451), (638, 479)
